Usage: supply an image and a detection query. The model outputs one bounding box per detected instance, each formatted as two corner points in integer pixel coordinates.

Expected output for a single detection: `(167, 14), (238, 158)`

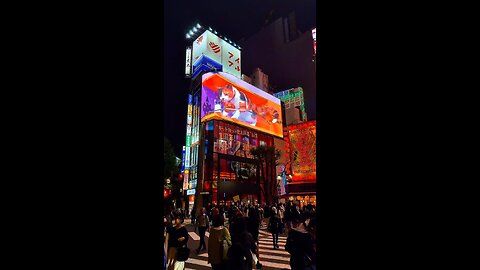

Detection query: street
(181, 218), (291, 270)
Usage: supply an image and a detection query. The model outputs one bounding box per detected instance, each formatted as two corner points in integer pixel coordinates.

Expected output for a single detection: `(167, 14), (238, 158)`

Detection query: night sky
(164, 0), (316, 156)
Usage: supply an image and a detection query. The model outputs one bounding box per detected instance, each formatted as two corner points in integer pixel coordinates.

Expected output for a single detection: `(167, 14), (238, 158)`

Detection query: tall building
(240, 11), (316, 206)
(184, 26), (283, 216)
(240, 11), (316, 122)
(251, 67), (272, 94)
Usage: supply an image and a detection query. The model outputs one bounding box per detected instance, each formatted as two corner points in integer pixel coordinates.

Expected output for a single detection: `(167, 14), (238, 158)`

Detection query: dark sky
(164, 0), (316, 156)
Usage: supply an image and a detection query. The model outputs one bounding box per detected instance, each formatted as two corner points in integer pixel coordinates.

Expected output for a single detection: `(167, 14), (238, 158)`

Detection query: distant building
(241, 74), (253, 84)
(251, 68), (272, 94)
(274, 87), (307, 126)
(242, 68), (272, 94)
(240, 11), (316, 120)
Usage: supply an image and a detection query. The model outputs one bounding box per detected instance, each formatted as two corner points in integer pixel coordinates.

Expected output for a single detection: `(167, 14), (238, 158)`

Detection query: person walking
(229, 208), (246, 243)
(278, 203), (285, 222)
(268, 207), (282, 249)
(196, 207), (210, 254)
(227, 217), (259, 270)
(285, 215), (315, 270)
(191, 206), (196, 225)
(163, 217), (167, 270)
(247, 206), (260, 244)
(258, 204), (264, 221)
(207, 214), (231, 270)
(228, 206), (236, 226)
(166, 217), (189, 270)
(284, 202), (295, 231)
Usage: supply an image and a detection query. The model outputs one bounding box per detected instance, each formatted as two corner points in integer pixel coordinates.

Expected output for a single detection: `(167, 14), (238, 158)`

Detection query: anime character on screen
(218, 84), (256, 124)
(218, 83), (280, 126)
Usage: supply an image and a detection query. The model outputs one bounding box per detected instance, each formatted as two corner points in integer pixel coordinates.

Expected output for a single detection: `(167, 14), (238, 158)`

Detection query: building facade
(183, 27), (284, 215)
(274, 87), (308, 126)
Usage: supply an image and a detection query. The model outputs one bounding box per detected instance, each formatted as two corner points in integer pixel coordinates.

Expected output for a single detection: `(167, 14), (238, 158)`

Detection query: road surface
(180, 218), (291, 270)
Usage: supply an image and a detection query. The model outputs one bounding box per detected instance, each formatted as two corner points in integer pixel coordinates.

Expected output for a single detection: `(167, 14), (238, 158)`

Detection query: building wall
(275, 87), (307, 126)
(251, 68), (270, 93)
(242, 74), (253, 84)
(240, 16), (316, 121)
(202, 119), (275, 205)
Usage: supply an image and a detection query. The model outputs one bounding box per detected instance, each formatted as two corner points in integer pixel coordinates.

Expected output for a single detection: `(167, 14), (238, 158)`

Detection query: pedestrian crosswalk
(188, 231), (200, 241)
(184, 230), (291, 270)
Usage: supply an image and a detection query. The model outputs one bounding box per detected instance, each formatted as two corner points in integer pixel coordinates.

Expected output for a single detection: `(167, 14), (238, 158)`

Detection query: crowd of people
(164, 201), (317, 270)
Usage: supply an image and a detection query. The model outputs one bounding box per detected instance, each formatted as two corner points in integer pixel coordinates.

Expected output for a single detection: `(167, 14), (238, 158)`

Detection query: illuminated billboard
(192, 55), (222, 79)
(184, 95), (193, 190)
(288, 121), (316, 182)
(201, 72), (283, 138)
(192, 30), (241, 78)
(312, 28), (316, 55)
(185, 47), (192, 77)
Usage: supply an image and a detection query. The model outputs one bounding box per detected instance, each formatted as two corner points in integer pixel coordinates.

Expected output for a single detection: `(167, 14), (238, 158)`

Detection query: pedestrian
(166, 208), (176, 231)
(285, 215), (315, 270)
(278, 203), (285, 223)
(166, 216), (189, 270)
(228, 206), (236, 226)
(227, 216), (259, 270)
(247, 206), (260, 244)
(267, 206), (282, 249)
(228, 208), (243, 242)
(191, 206), (196, 225)
(207, 214), (231, 270)
(264, 204), (270, 219)
(163, 217), (167, 270)
(307, 217), (317, 255)
(196, 207), (210, 254)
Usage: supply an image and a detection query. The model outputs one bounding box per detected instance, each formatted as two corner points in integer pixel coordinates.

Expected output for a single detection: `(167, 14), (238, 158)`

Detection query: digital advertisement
(288, 121), (316, 182)
(201, 72), (283, 138)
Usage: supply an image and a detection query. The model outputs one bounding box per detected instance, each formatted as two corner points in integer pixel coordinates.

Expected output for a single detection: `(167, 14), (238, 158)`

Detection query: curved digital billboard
(201, 72), (283, 138)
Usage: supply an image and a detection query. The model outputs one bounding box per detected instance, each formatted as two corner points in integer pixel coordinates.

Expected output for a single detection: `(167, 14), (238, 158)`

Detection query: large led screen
(201, 72), (283, 138)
